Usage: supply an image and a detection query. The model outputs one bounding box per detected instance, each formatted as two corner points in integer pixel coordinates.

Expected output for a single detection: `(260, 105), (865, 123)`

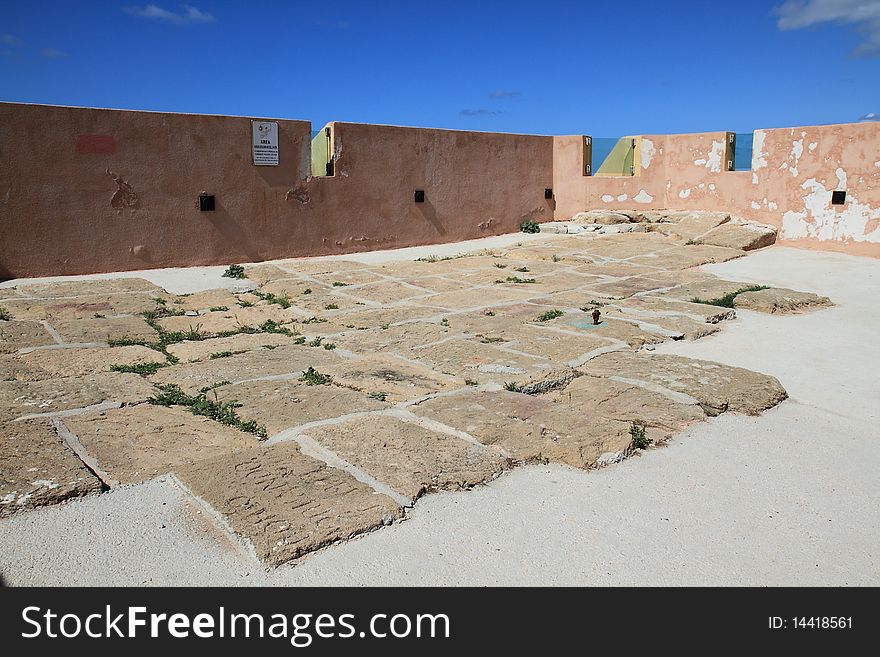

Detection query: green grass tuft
(149, 383), (267, 439)
(535, 309), (564, 322)
(520, 219), (540, 234)
(110, 361), (166, 376)
(299, 366), (332, 386)
(222, 264), (246, 279)
(690, 285), (770, 308)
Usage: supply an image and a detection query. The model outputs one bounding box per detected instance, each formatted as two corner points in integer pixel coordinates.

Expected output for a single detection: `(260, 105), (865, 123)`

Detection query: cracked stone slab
(1, 377), (108, 421)
(311, 269), (388, 287)
(214, 379), (389, 435)
(20, 345), (166, 377)
(0, 418), (103, 517)
(331, 321), (456, 354)
(168, 289), (240, 313)
(14, 278), (165, 298)
(49, 316), (157, 344)
(174, 442), (404, 566)
(416, 286), (540, 310)
(649, 211), (730, 240)
(733, 288), (832, 314)
(409, 389), (633, 469)
(333, 280), (434, 305)
(332, 306), (443, 329)
(660, 278), (763, 303)
(323, 355), (458, 402)
(406, 338), (551, 384)
(628, 245), (745, 270)
(543, 375), (705, 435)
(696, 223), (777, 251)
(303, 415), (509, 503)
(156, 306), (301, 335)
(547, 313), (668, 348)
(0, 293), (163, 321)
(610, 296), (737, 324)
(0, 320), (56, 353)
(242, 264), (303, 285)
(579, 351), (788, 416)
(493, 326), (614, 362)
(65, 405), (260, 485)
(165, 333), (306, 363)
(149, 345), (342, 394)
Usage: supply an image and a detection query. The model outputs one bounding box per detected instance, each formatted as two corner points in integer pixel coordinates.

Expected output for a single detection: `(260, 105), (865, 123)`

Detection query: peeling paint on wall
(752, 130), (768, 171)
(106, 170), (140, 213)
(705, 140), (723, 173)
(633, 190), (653, 203)
(751, 201), (761, 210)
(640, 138), (656, 170)
(617, 193), (628, 202)
(679, 188), (691, 198)
(601, 194), (614, 203)
(782, 176), (880, 243)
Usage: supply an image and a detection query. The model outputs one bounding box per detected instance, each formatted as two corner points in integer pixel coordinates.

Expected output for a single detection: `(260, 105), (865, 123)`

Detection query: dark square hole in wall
(414, 189), (425, 203)
(831, 190), (846, 205)
(199, 194), (215, 212)
(544, 188), (553, 199)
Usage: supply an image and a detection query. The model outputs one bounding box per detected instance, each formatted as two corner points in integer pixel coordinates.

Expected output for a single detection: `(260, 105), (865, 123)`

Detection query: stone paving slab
(734, 287), (832, 314)
(661, 278), (762, 303)
(497, 326), (615, 362)
(156, 306), (301, 335)
(0, 320), (56, 353)
(417, 286), (542, 310)
(149, 345), (343, 394)
(696, 223), (777, 251)
(304, 416), (509, 502)
(50, 316), (156, 344)
(169, 289), (240, 312)
(409, 389), (632, 469)
(0, 293), (162, 320)
(214, 379), (389, 435)
(311, 269), (389, 287)
(166, 333), (305, 363)
(629, 245), (744, 270)
(332, 306), (443, 329)
(610, 296), (737, 324)
(20, 345), (166, 377)
(1, 378), (109, 421)
(335, 280), (434, 305)
(331, 321), (455, 353)
(65, 405), (259, 485)
(0, 418), (103, 518)
(174, 442), (404, 565)
(544, 375), (705, 435)
(546, 313), (668, 348)
(15, 278), (165, 298)
(406, 338), (551, 383)
(579, 351), (788, 416)
(323, 355), (458, 402)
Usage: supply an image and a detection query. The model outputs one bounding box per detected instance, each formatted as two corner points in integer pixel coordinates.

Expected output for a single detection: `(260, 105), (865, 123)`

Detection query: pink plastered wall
(553, 123), (880, 257)
(0, 103), (554, 278)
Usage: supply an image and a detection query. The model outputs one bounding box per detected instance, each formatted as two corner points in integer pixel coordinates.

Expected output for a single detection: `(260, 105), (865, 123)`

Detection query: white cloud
(776, 0), (880, 55)
(0, 34), (24, 46)
(859, 111), (879, 120)
(125, 4), (215, 24)
(40, 47), (66, 58)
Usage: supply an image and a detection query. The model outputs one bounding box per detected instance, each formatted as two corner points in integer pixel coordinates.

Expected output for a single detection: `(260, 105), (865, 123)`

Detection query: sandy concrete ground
(1, 246), (877, 586)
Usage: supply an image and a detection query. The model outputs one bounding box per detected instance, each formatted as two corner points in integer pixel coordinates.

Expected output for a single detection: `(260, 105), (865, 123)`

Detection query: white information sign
(252, 121), (279, 166)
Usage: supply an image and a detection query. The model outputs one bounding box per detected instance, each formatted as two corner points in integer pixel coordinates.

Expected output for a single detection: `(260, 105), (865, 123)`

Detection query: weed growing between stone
(691, 285), (769, 308)
(148, 383), (267, 439)
(222, 264), (246, 279)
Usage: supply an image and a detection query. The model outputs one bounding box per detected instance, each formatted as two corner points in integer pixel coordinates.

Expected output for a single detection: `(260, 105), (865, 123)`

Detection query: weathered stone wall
(0, 103), (554, 278)
(554, 122), (880, 257)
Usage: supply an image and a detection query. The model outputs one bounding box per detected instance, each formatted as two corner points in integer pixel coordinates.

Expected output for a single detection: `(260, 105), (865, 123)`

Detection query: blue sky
(1, 0), (878, 136)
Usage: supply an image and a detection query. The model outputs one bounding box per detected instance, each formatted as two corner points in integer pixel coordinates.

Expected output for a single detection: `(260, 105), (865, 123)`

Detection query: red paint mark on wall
(76, 135), (116, 155)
